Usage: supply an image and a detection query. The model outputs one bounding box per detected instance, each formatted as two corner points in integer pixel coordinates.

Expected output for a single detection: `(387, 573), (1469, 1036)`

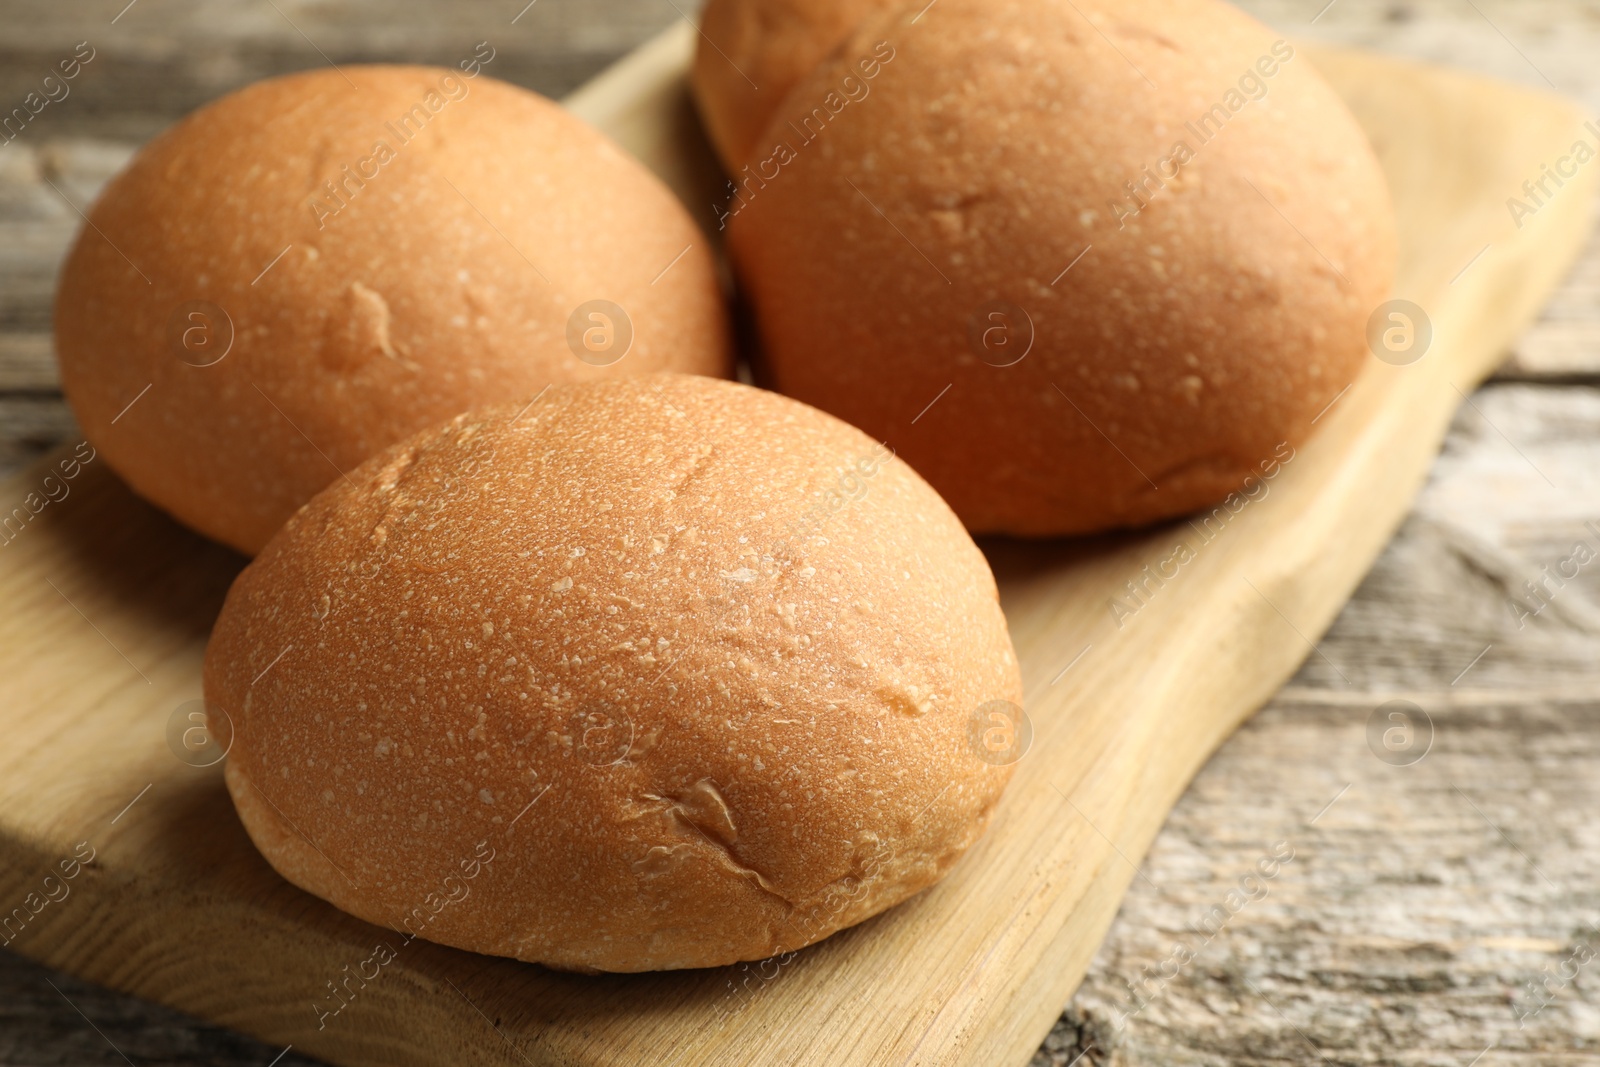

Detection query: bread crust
(725, 0), (1398, 535)
(692, 0), (890, 170)
(204, 374), (1021, 972)
(56, 66), (732, 555)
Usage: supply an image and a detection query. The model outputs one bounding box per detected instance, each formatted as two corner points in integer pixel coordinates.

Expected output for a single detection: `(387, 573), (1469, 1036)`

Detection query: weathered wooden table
(2, 2), (1596, 1064)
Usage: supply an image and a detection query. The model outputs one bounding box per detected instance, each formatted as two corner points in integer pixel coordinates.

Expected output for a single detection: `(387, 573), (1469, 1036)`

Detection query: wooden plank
(1, 951), (324, 1067)
(0, 396), (78, 478)
(1245, 0), (1600, 382)
(1034, 380), (1600, 1064)
(1502, 225), (1600, 379)
(0, 336), (57, 391)
(0, 0), (686, 142)
(1053, 694), (1600, 1066)
(0, 29), (1594, 1067)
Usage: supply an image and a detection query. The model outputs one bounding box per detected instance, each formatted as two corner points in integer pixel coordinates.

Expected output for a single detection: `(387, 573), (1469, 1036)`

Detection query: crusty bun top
(56, 66), (731, 555)
(725, 0), (1397, 536)
(204, 374), (1021, 972)
(692, 0), (889, 169)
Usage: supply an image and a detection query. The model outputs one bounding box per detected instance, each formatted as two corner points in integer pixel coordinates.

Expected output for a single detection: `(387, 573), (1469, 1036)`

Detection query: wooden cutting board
(0, 21), (1594, 1067)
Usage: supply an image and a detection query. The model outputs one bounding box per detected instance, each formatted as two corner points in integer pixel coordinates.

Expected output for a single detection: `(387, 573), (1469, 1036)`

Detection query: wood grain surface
(1, 2), (1598, 1066)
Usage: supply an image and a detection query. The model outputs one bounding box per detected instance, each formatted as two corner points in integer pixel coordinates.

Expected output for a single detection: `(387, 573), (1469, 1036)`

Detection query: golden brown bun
(204, 374), (1021, 972)
(692, 0), (890, 169)
(56, 66), (731, 556)
(726, 0), (1398, 535)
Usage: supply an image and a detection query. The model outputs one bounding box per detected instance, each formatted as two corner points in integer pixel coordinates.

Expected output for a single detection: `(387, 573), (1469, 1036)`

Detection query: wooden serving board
(1, 21), (1594, 1067)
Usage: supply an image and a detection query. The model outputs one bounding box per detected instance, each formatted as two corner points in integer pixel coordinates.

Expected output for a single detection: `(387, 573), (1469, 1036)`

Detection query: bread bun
(723, 0), (1397, 535)
(56, 66), (731, 555)
(204, 374), (1021, 972)
(692, 0), (888, 169)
